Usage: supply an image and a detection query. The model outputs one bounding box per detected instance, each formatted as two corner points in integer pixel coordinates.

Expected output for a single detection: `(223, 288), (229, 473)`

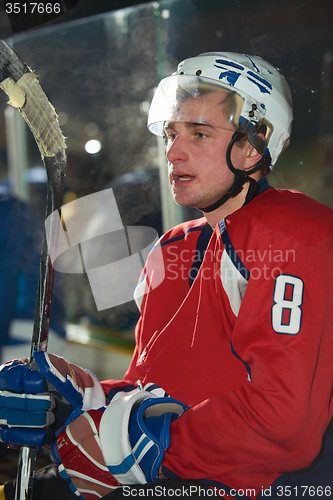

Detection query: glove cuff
(100, 389), (150, 484)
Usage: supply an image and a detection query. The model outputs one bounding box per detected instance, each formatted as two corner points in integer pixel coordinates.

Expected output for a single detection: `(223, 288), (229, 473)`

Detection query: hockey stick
(0, 40), (66, 499)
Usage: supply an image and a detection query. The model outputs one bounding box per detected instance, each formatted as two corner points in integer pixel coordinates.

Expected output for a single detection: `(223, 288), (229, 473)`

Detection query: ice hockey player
(1, 52), (333, 500)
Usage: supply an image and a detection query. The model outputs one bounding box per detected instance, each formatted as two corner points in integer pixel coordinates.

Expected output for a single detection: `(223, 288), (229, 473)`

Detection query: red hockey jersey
(101, 179), (333, 497)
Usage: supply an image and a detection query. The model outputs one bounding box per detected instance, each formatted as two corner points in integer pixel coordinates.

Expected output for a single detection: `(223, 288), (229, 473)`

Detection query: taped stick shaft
(31, 152), (66, 356)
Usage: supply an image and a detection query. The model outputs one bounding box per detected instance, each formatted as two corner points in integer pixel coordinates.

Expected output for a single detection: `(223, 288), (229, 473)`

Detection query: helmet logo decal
(218, 69), (240, 86)
(214, 59), (243, 86)
(214, 59), (244, 70)
(247, 71), (272, 94)
(214, 59), (272, 94)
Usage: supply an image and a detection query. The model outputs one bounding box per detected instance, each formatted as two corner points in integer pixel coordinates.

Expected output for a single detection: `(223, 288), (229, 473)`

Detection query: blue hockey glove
(0, 352), (106, 448)
(99, 388), (188, 484)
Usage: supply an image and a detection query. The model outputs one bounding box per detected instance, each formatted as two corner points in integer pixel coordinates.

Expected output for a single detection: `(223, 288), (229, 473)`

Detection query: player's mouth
(178, 175), (194, 181)
(171, 172), (195, 185)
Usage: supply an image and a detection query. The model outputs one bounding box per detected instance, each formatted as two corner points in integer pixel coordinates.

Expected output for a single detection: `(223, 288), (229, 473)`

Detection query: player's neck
(203, 181), (250, 228)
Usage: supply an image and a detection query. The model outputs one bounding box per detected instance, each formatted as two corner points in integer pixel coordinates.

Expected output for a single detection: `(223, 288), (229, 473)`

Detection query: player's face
(164, 92), (246, 210)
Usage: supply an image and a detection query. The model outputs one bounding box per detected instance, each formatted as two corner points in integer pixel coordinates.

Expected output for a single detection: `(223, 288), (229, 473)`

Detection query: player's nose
(166, 136), (189, 164)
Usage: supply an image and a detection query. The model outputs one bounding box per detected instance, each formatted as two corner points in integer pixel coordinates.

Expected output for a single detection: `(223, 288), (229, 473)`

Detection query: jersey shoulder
(225, 185), (333, 261)
(159, 216), (208, 244)
(231, 185), (333, 234)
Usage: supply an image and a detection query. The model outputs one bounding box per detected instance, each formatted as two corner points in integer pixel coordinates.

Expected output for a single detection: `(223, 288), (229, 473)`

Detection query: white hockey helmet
(148, 52), (293, 167)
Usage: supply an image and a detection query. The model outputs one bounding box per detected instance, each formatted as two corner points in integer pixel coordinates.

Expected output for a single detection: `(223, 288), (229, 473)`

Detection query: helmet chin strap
(199, 130), (269, 213)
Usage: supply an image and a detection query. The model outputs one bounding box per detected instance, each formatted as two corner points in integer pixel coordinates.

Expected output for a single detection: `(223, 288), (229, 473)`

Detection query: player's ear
(244, 132), (265, 170)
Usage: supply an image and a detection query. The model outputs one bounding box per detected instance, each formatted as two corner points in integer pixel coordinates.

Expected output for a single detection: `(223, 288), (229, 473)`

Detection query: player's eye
(163, 130), (177, 144)
(195, 132), (208, 139)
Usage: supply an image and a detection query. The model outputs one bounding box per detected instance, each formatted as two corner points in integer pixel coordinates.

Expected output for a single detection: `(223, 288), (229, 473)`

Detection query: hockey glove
(51, 386), (187, 498)
(99, 387), (187, 484)
(0, 352), (106, 448)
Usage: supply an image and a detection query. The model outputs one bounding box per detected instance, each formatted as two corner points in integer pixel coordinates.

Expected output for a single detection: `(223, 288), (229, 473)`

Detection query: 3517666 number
(276, 485), (332, 496)
(5, 2), (62, 14)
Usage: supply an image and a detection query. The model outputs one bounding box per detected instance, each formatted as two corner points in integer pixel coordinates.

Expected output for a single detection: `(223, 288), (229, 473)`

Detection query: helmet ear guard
(237, 118), (269, 157)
